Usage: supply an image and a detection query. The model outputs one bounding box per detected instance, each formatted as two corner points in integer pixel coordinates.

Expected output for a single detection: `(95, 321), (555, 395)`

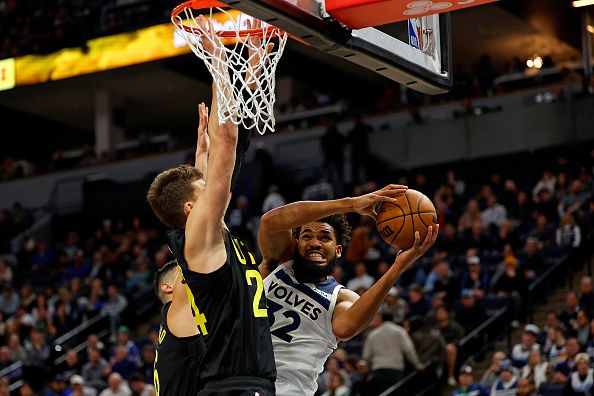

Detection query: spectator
(347, 115), (372, 185)
(520, 349), (548, 389)
(458, 199), (482, 233)
(464, 220), (493, 251)
(491, 362), (519, 396)
(563, 353), (593, 396)
(0, 259), (13, 284)
(540, 311), (564, 346)
(82, 347), (110, 391)
(456, 289), (486, 334)
(346, 262), (375, 292)
(530, 214), (555, 246)
(407, 284), (431, 318)
(493, 256), (526, 322)
(520, 238), (545, 280)
(555, 337), (580, 378)
(24, 329), (50, 367)
(481, 351), (508, 388)
(516, 378), (538, 396)
(556, 213), (582, 267)
(261, 185), (286, 213)
(363, 313), (423, 395)
(574, 311), (590, 348)
(321, 371), (350, 396)
(62, 349), (82, 378)
(434, 306), (464, 386)
(110, 345), (139, 380)
(546, 326), (567, 366)
(380, 287), (407, 324)
(510, 324), (541, 368)
(128, 373), (154, 396)
(110, 326), (141, 365)
(560, 291), (581, 329)
(8, 334), (26, 362)
(533, 170), (557, 198)
(579, 277), (594, 319)
(559, 180), (589, 216)
(70, 375), (97, 396)
(452, 365), (489, 396)
(407, 316), (445, 390)
(0, 285), (20, 316)
(102, 285), (128, 333)
(481, 194), (508, 228)
(139, 347), (155, 384)
(431, 261), (460, 304)
(44, 375), (69, 396)
(459, 256), (490, 299)
(345, 217), (376, 265)
(99, 373), (131, 396)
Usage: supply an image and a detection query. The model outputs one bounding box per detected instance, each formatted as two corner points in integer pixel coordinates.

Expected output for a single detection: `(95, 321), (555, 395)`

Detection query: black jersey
(154, 301), (201, 396)
(167, 228), (276, 388)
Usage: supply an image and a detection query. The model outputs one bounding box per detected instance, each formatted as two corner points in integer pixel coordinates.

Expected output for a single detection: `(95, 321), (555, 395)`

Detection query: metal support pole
(582, 10), (593, 92)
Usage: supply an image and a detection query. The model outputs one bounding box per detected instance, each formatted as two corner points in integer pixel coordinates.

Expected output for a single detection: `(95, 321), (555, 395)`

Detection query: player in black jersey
(153, 260), (201, 396)
(147, 63), (276, 393)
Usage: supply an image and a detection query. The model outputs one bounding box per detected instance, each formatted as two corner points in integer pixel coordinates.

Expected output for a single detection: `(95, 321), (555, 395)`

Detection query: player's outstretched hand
(245, 20), (275, 90)
(351, 184), (408, 220)
(196, 15), (226, 64)
(196, 102), (210, 155)
(394, 224), (439, 271)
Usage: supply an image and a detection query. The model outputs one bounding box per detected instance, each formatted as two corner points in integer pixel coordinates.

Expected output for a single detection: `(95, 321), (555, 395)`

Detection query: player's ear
(335, 245), (343, 259)
(161, 282), (173, 294)
(183, 201), (193, 216)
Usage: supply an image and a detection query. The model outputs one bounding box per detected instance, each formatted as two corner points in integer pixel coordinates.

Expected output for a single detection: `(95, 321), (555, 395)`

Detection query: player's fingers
(375, 196), (399, 204)
(381, 184), (408, 191)
(412, 231), (421, 252)
(379, 188), (408, 197)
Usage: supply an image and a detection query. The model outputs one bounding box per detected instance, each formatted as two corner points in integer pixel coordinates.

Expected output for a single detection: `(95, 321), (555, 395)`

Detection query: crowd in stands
(0, 214), (168, 394)
(302, 147), (593, 395)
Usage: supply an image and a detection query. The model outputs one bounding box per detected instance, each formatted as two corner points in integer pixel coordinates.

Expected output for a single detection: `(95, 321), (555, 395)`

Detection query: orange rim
(171, 0), (284, 38)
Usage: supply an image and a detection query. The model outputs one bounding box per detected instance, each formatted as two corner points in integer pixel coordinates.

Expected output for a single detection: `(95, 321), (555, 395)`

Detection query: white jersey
(264, 261), (343, 396)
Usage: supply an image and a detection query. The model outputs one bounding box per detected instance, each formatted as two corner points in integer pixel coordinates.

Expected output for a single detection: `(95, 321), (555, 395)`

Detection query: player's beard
(293, 251), (336, 281)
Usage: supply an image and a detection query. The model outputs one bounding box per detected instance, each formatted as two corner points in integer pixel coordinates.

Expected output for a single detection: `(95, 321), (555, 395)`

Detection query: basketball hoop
(172, 0), (289, 135)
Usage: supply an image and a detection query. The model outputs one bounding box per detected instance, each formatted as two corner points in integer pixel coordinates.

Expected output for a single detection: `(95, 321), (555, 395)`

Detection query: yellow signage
(11, 10), (244, 87)
(0, 58), (16, 91)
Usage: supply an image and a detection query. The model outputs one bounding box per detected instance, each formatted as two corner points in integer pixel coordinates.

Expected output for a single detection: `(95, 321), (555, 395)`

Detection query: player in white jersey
(258, 185), (438, 395)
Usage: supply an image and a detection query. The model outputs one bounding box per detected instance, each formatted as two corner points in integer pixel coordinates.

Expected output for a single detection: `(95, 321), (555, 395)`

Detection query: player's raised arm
(183, 81), (238, 273)
(258, 185), (408, 267)
(332, 225), (439, 341)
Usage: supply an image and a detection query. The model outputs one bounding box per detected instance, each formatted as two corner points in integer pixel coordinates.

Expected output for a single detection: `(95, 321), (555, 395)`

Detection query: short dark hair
(147, 165), (203, 229)
(153, 261), (178, 303)
(292, 214), (352, 246)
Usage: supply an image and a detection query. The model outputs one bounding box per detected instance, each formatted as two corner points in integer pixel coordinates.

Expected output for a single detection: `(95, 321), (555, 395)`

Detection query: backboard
(215, 0), (452, 94)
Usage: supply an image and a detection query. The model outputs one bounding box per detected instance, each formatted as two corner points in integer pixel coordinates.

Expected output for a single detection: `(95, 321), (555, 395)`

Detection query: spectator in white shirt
(481, 194), (508, 228)
(262, 185), (286, 213)
(99, 373), (131, 396)
(346, 262), (375, 292)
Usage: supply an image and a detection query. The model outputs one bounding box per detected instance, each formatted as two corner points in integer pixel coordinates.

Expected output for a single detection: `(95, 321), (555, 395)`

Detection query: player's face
(294, 222), (342, 280)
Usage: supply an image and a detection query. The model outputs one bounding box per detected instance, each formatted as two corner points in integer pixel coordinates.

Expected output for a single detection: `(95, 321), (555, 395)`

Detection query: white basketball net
(172, 6), (288, 135)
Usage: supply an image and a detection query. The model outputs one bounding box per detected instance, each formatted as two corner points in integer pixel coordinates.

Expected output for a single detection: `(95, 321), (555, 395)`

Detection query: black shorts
(198, 376), (275, 396)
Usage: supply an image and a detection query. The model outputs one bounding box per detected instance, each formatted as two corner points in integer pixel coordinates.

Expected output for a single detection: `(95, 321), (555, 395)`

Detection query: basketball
(376, 189), (437, 250)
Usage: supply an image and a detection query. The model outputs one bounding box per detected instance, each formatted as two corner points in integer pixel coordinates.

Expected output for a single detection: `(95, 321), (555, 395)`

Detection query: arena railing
(458, 306), (511, 367)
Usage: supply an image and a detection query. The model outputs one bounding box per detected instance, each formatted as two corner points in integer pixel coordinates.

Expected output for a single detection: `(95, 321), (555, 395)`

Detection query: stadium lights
(527, 55), (543, 69)
(572, 0), (594, 7)
(588, 24), (594, 34)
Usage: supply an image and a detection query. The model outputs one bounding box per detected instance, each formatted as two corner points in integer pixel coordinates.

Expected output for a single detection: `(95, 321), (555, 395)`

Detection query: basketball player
(258, 193), (439, 395)
(153, 260), (201, 395)
(147, 24), (276, 392)
(151, 103), (211, 395)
